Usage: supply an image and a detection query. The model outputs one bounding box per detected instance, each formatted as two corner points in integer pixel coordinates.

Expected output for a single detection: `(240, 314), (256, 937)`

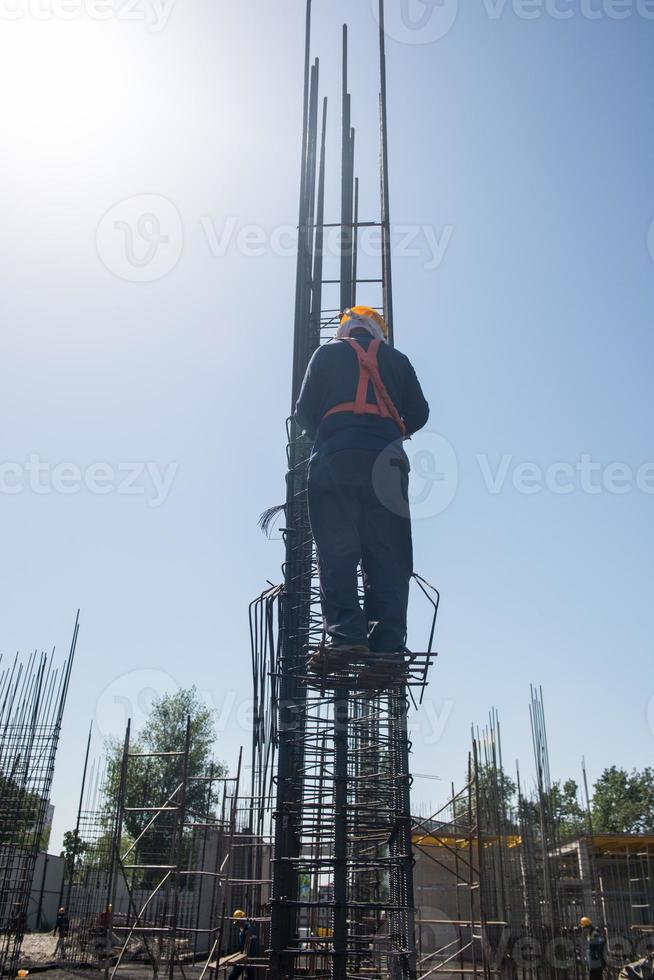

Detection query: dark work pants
(307, 449), (413, 653)
(227, 966), (248, 979)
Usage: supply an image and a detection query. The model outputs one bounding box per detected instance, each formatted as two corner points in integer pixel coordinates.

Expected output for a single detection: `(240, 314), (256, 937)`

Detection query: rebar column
(333, 690), (348, 980)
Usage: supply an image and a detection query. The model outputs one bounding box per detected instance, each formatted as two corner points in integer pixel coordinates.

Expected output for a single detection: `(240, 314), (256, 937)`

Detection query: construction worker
(580, 916), (606, 980)
(53, 906), (70, 961)
(7, 902), (26, 937)
(296, 306), (429, 659)
(227, 910), (257, 979)
(93, 903), (112, 961)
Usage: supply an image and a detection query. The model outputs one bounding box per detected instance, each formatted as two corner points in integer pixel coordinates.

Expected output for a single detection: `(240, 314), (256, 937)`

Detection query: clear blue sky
(1, 0), (652, 848)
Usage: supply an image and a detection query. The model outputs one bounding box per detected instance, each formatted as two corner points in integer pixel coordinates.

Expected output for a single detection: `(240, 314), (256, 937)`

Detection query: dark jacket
(295, 334), (429, 457)
(54, 911), (70, 936)
(237, 922), (257, 956)
(585, 928), (606, 970)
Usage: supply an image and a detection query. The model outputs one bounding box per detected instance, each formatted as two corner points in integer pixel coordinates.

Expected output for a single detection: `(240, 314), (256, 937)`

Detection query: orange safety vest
(322, 338), (406, 436)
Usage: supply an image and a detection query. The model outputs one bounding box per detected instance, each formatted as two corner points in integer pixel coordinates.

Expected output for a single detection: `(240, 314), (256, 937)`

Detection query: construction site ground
(20, 964), (210, 980)
(19, 937), (212, 980)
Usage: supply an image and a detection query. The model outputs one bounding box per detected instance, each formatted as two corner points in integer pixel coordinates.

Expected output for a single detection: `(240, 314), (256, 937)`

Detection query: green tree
(104, 688), (225, 884)
(60, 828), (88, 881)
(550, 778), (586, 840)
(592, 767), (654, 834)
(515, 780), (585, 845)
(0, 774), (51, 851)
(455, 765), (518, 833)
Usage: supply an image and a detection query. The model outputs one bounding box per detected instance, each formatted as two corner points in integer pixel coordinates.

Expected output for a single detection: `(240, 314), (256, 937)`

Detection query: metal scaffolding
(0, 614), (78, 976)
(251, 3), (439, 977)
(60, 719), (245, 979)
(411, 692), (654, 980)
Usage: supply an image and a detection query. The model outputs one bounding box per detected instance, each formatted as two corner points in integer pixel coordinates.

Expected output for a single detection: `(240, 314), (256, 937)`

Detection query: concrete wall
(26, 852), (65, 931)
(414, 842), (476, 963)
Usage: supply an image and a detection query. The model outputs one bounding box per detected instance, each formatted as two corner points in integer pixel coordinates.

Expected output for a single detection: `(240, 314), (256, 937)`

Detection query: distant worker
(227, 910), (257, 979)
(53, 906), (70, 961)
(580, 916), (606, 980)
(97, 904), (112, 931)
(94, 903), (113, 961)
(296, 306), (429, 661)
(7, 903), (26, 937)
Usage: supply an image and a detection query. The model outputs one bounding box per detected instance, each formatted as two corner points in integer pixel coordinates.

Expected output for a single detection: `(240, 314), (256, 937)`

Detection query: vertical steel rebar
(106, 721), (131, 980)
(65, 722), (92, 912)
(167, 717), (191, 980)
(332, 690), (348, 980)
(377, 0), (394, 342)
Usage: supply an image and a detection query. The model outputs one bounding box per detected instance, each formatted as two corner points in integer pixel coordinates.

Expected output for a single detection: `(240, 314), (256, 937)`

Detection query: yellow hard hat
(17, 971), (29, 978)
(340, 306), (388, 337)
(580, 916), (592, 928)
(233, 909), (246, 919)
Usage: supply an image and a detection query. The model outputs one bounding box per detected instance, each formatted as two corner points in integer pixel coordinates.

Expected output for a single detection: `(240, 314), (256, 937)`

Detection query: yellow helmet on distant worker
(339, 305), (388, 339)
(233, 909), (246, 919)
(580, 916), (592, 928)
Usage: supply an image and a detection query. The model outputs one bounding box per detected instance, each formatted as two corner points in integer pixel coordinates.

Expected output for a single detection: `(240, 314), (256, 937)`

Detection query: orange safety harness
(322, 337), (406, 436)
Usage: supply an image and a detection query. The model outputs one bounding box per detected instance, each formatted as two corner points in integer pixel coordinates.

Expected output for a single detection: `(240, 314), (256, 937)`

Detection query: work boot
(357, 651), (408, 690)
(307, 641), (369, 674)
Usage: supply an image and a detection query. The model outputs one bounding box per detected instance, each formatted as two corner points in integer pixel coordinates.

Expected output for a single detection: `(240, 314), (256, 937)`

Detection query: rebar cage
(248, 7), (440, 976)
(0, 615), (78, 976)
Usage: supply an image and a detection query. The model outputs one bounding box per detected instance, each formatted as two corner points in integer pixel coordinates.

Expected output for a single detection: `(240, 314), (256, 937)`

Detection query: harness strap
(322, 338), (406, 436)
